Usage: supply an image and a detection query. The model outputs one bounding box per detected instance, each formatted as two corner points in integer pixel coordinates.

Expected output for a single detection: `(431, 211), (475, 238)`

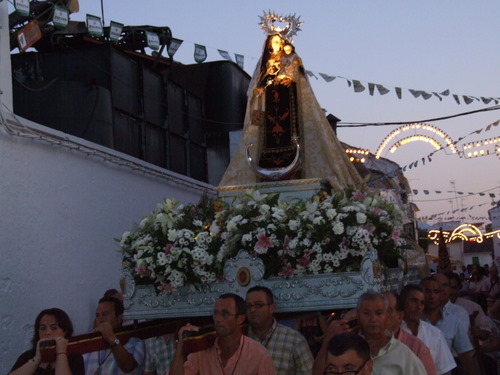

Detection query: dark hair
(399, 283), (425, 307)
(219, 293), (246, 315)
(384, 291), (404, 312)
(32, 308), (74, 350)
(444, 271), (462, 289)
(247, 285), (274, 304)
(98, 296), (124, 317)
(327, 333), (370, 361)
(420, 276), (437, 285)
(357, 290), (388, 310)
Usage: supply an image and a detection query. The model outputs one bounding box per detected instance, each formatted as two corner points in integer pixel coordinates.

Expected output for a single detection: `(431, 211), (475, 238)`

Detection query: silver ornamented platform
(122, 250), (419, 320)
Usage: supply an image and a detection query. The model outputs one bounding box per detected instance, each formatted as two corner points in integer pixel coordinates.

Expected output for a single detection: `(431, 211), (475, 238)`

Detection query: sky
(29, 1), (500, 225)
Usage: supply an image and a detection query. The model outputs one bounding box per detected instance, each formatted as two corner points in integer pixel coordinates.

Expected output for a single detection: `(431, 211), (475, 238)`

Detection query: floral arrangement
(119, 188), (406, 294)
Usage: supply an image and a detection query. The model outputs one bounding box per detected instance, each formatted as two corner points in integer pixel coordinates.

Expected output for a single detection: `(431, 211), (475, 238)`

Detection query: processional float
(121, 12), (420, 320)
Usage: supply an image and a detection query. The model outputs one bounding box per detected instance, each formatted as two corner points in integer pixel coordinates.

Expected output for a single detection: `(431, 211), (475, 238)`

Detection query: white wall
(0, 117), (212, 370)
(0, 4), (215, 369)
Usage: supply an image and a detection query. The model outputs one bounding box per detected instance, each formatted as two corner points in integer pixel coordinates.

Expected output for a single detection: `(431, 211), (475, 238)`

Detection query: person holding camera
(9, 307), (84, 375)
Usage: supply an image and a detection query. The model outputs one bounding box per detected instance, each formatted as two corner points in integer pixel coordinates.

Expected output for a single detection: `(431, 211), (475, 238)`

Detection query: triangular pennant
(433, 92), (443, 101)
(424, 190), (430, 195)
(485, 124), (492, 131)
(194, 44), (207, 63)
(218, 49), (232, 61)
(440, 89), (450, 96)
(463, 95), (474, 105)
(353, 80), (365, 92)
(421, 157), (425, 165)
(319, 73), (336, 82)
(409, 89), (421, 98)
(413, 189), (418, 195)
(453, 94), (460, 104)
(395, 87), (402, 99)
(481, 97), (493, 105)
(167, 38), (183, 57)
(376, 84), (390, 95)
(421, 92), (432, 100)
(368, 83), (375, 96)
(345, 79), (352, 87)
(305, 70), (318, 80)
(235, 54), (244, 69)
(435, 190), (441, 194)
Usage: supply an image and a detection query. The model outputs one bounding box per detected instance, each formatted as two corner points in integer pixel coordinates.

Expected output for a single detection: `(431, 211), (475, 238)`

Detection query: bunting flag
(319, 73), (336, 82)
(353, 80), (365, 93)
(218, 49), (233, 62)
(194, 44), (207, 63)
(305, 70), (318, 80)
(167, 38), (183, 58)
(235, 54), (244, 70)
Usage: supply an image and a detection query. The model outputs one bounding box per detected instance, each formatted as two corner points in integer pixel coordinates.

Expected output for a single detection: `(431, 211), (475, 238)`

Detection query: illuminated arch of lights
(375, 123), (458, 159)
(389, 135), (442, 153)
(428, 223), (500, 244)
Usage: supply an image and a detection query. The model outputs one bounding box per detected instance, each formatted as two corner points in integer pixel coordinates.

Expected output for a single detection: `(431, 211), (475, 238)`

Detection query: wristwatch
(110, 337), (120, 348)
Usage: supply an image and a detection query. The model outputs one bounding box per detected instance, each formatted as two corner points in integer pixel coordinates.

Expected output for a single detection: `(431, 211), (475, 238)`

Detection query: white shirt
(402, 320), (456, 375)
(368, 330), (427, 375)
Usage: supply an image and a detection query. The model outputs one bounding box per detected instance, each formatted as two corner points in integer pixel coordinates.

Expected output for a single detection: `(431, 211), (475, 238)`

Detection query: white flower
(312, 216), (324, 225)
(288, 220), (300, 231)
(326, 209), (337, 220)
(259, 204), (270, 214)
(193, 219), (203, 227)
(241, 233), (253, 244)
(356, 213), (367, 224)
(210, 221), (220, 235)
(271, 207), (285, 220)
(332, 222), (344, 235)
(167, 229), (178, 242)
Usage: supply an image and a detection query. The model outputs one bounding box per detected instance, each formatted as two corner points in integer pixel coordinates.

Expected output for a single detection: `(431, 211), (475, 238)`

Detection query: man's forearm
(111, 345), (138, 373)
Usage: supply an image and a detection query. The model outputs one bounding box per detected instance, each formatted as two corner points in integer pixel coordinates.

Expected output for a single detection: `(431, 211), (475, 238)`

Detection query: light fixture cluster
(375, 123), (457, 159)
(345, 148), (369, 163)
(462, 136), (500, 159)
(428, 223), (500, 244)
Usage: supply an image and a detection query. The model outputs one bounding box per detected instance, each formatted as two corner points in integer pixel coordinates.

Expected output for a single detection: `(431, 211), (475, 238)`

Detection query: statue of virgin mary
(219, 12), (363, 192)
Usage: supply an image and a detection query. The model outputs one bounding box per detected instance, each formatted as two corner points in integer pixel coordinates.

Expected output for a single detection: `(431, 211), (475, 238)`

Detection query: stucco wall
(0, 117), (212, 370)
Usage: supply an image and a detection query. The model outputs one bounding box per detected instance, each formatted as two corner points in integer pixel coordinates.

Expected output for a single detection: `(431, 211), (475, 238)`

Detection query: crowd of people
(9, 264), (500, 375)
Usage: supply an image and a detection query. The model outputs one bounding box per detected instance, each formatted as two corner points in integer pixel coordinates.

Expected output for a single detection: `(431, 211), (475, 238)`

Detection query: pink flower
(254, 233), (272, 254)
(278, 265), (295, 276)
(298, 256), (310, 267)
(159, 283), (174, 294)
(391, 229), (403, 245)
(136, 266), (147, 276)
(362, 225), (376, 234)
(352, 190), (367, 201)
(164, 244), (174, 254)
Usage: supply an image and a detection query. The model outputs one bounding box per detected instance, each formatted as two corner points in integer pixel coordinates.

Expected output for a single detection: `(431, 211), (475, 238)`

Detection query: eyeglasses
(246, 302), (271, 310)
(212, 310), (240, 318)
(323, 360), (368, 375)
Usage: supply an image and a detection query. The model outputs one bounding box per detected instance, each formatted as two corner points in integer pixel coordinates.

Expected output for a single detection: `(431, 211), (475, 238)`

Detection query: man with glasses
(245, 286), (314, 375)
(168, 293), (275, 375)
(321, 333), (373, 375)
